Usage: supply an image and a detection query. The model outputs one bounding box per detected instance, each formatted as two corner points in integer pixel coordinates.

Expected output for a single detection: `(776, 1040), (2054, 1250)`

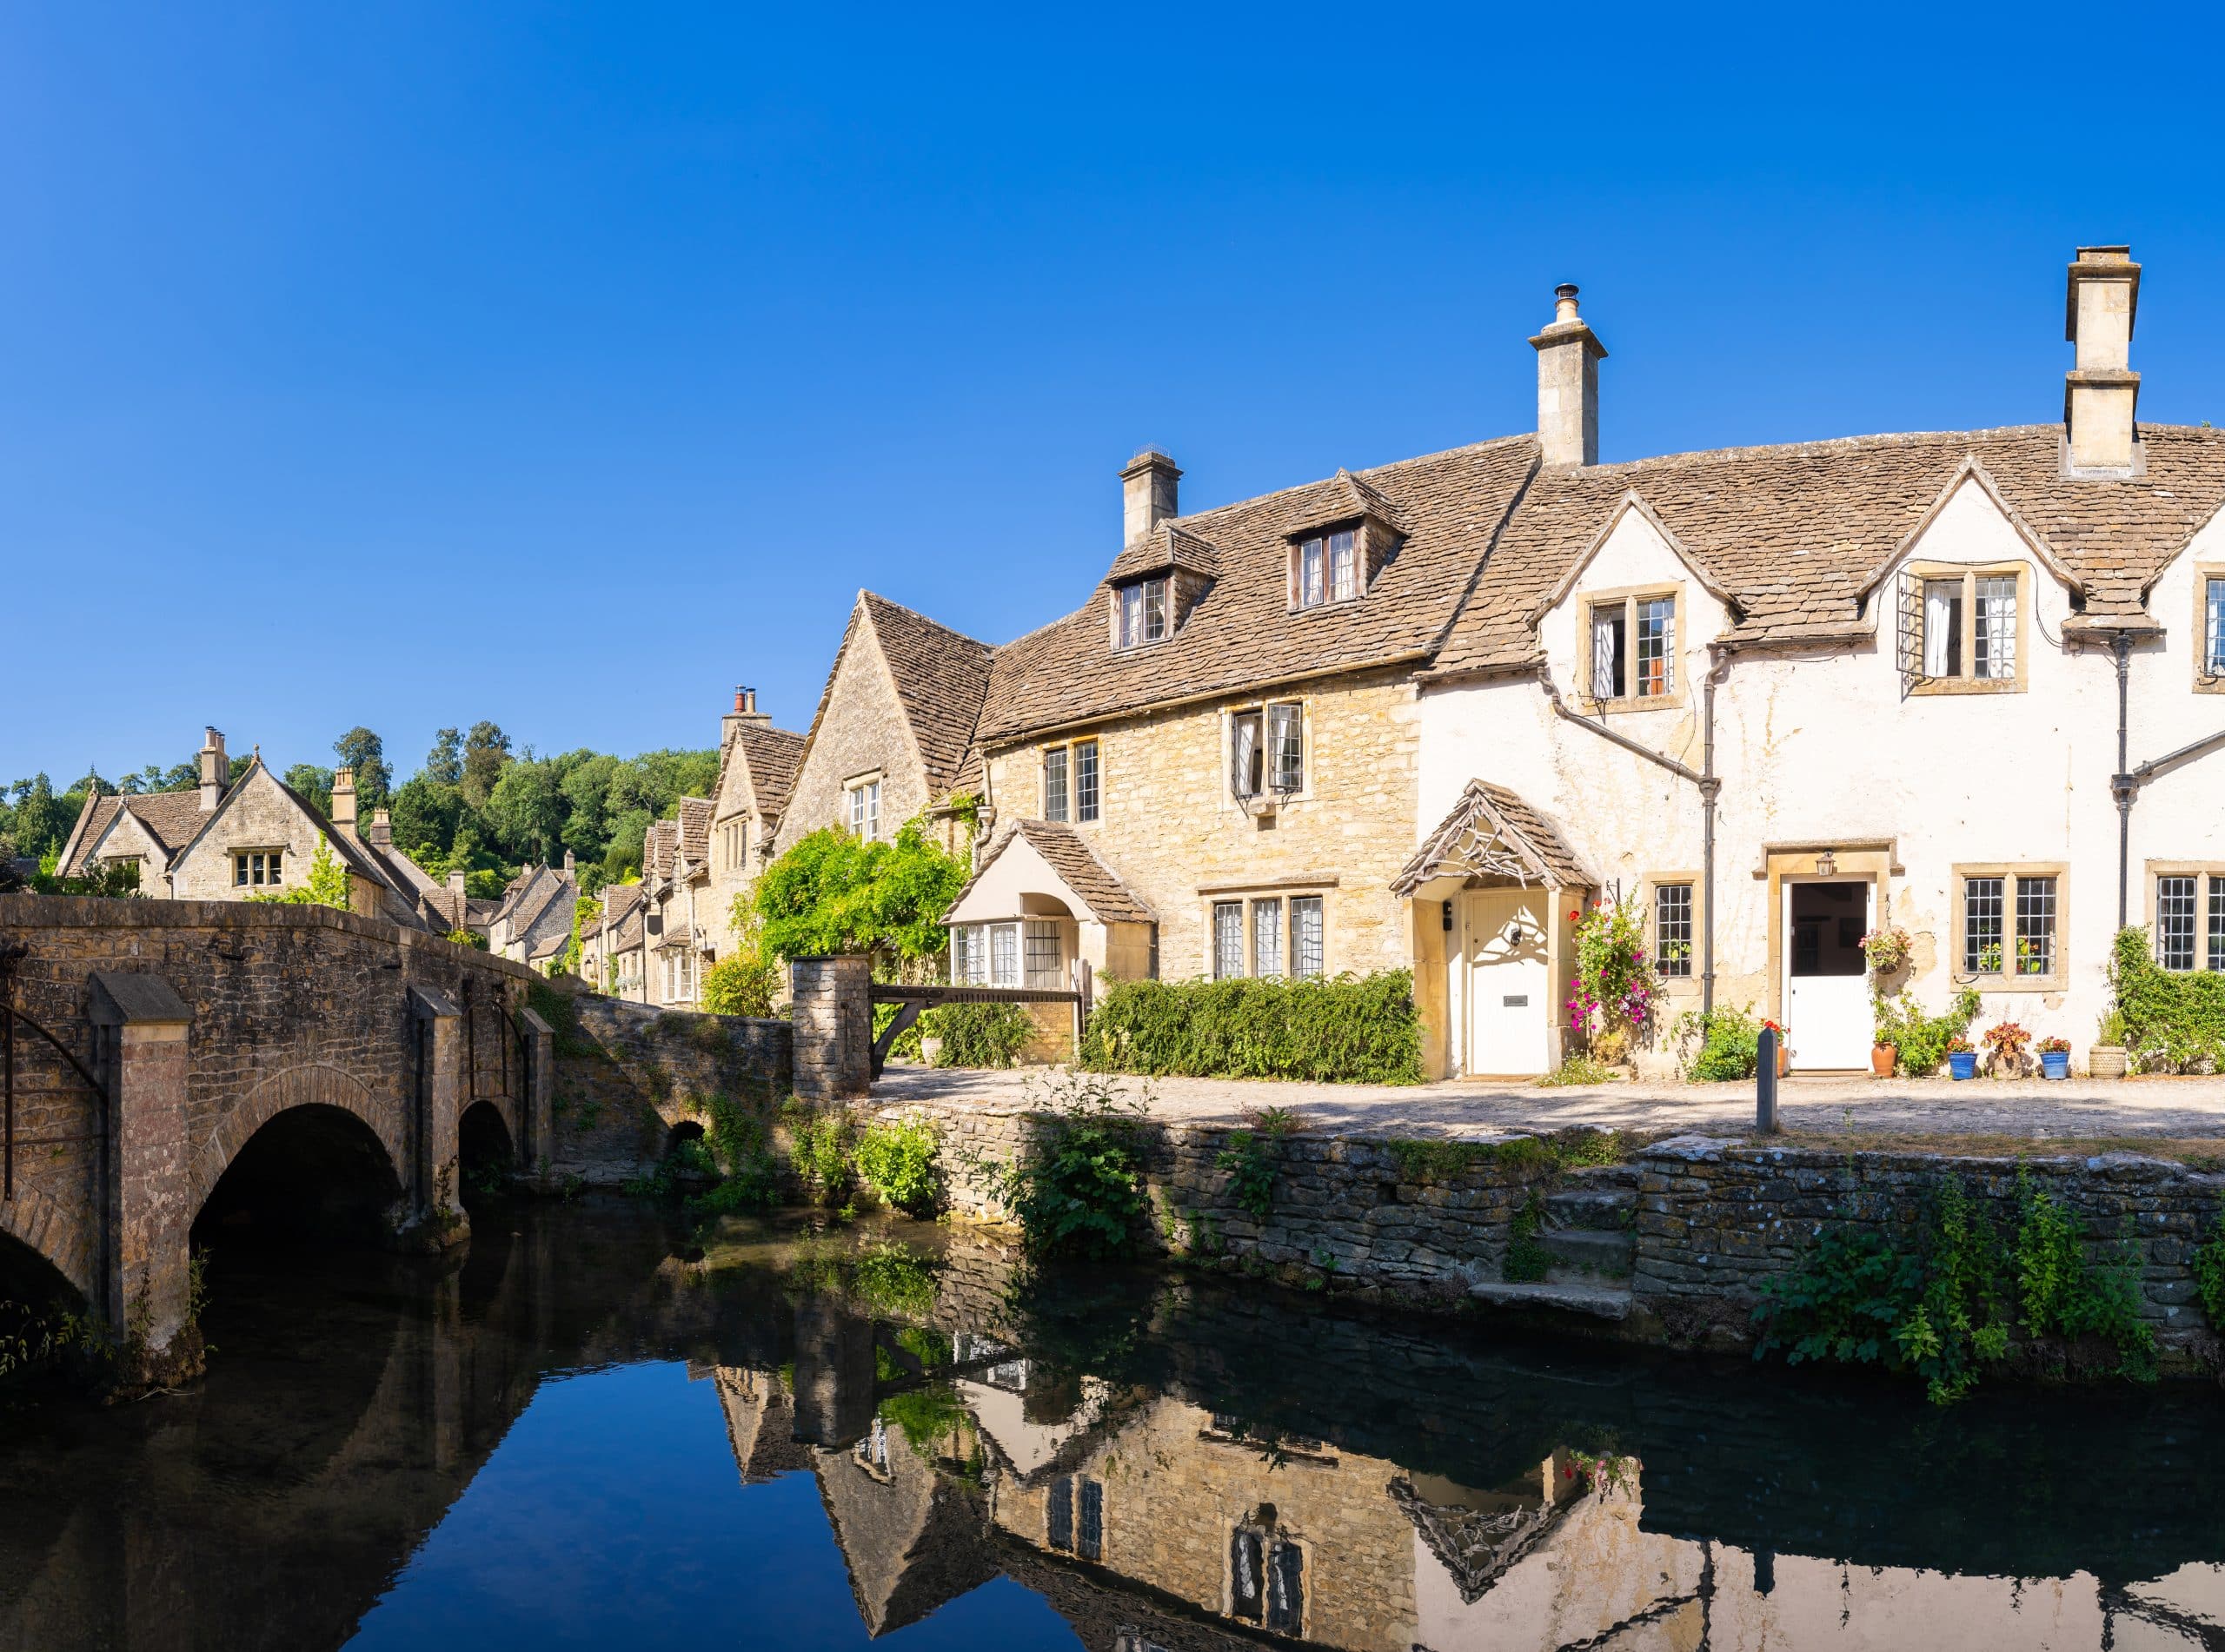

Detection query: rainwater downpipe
(2109, 626), (2225, 930)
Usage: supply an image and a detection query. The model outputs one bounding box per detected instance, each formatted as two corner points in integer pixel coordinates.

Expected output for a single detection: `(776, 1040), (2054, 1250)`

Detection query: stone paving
(874, 1063), (2225, 1143)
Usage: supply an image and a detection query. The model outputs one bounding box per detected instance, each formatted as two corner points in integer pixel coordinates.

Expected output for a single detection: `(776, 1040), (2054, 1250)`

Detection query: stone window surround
(2195, 561), (2225, 693)
(231, 847), (286, 888)
(1950, 860), (2069, 992)
(1107, 576), (1170, 652)
(1906, 561), (2031, 697)
(715, 814), (748, 871)
(843, 770), (884, 841)
(1642, 869), (1703, 987)
(1038, 735), (1102, 825)
(1286, 524), (1361, 612)
(1577, 581), (1689, 713)
(1199, 886), (1330, 979)
(1222, 697), (1312, 811)
(2144, 859), (2225, 972)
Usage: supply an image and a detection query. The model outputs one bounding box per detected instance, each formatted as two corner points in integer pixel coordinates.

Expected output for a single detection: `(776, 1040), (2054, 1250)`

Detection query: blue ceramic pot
(1949, 1052), (1977, 1080)
(2040, 1050), (2070, 1080)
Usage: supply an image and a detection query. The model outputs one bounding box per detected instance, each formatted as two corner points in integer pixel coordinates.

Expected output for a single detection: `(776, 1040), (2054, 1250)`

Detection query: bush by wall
(1079, 971), (1423, 1085)
(2112, 926), (2225, 1073)
(926, 1002), (1034, 1069)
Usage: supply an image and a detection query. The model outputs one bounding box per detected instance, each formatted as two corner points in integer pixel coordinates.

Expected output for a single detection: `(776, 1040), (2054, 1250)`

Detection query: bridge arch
(190, 1062), (404, 1217)
(0, 1181), (93, 1303)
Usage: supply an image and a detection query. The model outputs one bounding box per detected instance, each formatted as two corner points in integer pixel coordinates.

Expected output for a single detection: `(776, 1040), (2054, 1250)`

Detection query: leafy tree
(754, 821), (968, 969)
(283, 763), (335, 819)
(484, 759), (567, 865)
(332, 726), (392, 806)
(389, 776), (466, 860)
(424, 727), (464, 786)
(462, 720), (512, 806)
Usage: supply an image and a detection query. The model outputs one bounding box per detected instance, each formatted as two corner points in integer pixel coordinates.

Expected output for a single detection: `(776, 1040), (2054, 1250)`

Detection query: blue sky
(7, 3), (2223, 783)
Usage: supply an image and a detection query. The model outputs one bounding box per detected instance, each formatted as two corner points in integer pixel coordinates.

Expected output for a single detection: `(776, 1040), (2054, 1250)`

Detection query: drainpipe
(2112, 631), (2134, 929)
(1699, 651), (1732, 1018)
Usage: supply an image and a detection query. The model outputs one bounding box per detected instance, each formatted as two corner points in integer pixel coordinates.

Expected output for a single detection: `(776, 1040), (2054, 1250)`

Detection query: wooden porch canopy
(1391, 780), (1594, 896)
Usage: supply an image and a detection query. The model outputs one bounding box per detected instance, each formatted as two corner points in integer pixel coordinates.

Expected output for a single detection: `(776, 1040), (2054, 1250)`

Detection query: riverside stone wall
(1633, 1135), (2225, 1347)
(548, 989), (793, 1184)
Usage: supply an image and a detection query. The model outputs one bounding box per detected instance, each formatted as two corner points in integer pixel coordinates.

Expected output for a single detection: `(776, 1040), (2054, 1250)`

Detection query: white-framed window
(2155, 872), (2225, 973)
(1229, 702), (1303, 800)
(846, 778), (881, 841)
(2205, 576), (2225, 679)
(233, 849), (284, 888)
(990, 922), (1020, 986)
(1586, 589), (1678, 702)
(1907, 565), (2026, 689)
(1654, 883), (1694, 979)
(1115, 578), (1169, 650)
(1956, 866), (2062, 983)
(1211, 892), (1326, 979)
(1292, 527), (1358, 609)
(948, 921), (1033, 989)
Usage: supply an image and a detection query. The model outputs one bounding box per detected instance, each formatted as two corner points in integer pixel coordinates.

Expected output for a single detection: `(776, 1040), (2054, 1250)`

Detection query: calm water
(4, 1198), (2224, 1650)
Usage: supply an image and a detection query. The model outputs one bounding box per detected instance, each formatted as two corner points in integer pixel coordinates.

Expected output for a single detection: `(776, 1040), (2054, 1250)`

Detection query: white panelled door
(1462, 889), (1551, 1077)
(1783, 879), (1875, 1071)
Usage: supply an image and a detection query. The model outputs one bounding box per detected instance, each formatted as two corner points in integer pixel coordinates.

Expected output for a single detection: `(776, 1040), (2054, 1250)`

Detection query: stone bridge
(0, 895), (551, 1386)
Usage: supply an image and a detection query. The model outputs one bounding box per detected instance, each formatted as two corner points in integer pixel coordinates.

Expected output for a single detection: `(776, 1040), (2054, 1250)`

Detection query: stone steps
(1541, 1227), (1633, 1279)
(1469, 1278), (1631, 1320)
(1543, 1186), (1635, 1231)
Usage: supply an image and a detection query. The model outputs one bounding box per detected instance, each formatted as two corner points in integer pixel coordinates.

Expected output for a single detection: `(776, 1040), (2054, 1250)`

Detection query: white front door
(1783, 879), (1874, 1071)
(1462, 889), (1550, 1076)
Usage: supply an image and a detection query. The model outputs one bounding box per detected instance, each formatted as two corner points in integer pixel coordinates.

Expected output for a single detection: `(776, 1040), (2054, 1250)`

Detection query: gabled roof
(947, 819), (1155, 926)
(677, 797), (713, 871)
(1392, 780), (1593, 894)
(979, 435), (1539, 744)
(1105, 522), (1221, 584)
(791, 591), (995, 806)
(1426, 422), (2225, 680)
(161, 758), (418, 914)
(715, 721), (807, 824)
(62, 789), (213, 877)
(643, 819), (679, 884)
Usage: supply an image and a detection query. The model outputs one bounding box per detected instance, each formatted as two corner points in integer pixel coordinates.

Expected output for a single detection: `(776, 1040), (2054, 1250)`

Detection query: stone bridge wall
(0, 895), (545, 1383)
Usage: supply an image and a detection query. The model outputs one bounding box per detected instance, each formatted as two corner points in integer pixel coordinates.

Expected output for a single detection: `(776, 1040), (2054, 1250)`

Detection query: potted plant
(1946, 1036), (1977, 1080)
(1870, 1030), (1897, 1078)
(1861, 926), (1913, 977)
(1981, 1020), (2032, 1078)
(2036, 1035), (2071, 1081)
(2090, 1010), (2129, 1079)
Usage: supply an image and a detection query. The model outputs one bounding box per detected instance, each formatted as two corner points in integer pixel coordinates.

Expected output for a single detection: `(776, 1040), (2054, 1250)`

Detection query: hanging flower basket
(1860, 926), (1914, 975)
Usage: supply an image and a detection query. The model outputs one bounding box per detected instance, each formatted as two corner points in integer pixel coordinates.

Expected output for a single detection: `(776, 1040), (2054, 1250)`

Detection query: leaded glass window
(1636, 596), (1674, 697)
(1963, 877), (2004, 974)
(1043, 746), (1068, 822)
(1292, 897), (1325, 979)
(2015, 874), (2056, 976)
(2159, 876), (2199, 972)
(1212, 902), (1244, 979)
(1074, 740), (1099, 822)
(1252, 898), (1283, 979)
(1655, 883), (1693, 978)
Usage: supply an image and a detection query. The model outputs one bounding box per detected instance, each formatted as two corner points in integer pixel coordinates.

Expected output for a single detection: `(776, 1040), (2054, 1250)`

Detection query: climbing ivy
(2110, 925), (2225, 1072)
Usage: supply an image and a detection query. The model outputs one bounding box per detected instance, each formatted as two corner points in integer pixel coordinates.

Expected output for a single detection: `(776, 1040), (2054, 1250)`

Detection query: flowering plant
(1565, 895), (1660, 1053)
(1860, 926), (1913, 974)
(2036, 1035), (2072, 1055)
(1981, 1021), (2032, 1063)
(1945, 1035), (1976, 1055)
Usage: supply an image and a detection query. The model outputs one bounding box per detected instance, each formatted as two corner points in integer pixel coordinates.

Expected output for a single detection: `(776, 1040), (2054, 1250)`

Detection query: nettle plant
(1567, 896), (1659, 1062)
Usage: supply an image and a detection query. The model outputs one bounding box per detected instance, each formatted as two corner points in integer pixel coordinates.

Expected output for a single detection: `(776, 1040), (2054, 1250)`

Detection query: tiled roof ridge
(1564, 419), (2222, 479)
(1161, 430), (1537, 536)
(859, 588), (993, 653)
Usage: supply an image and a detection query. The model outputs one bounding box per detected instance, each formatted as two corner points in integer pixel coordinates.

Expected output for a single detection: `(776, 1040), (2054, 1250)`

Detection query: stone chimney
(723, 685), (772, 746)
(447, 868), (467, 899)
(1531, 282), (1607, 468)
(330, 766), (357, 837)
(2065, 245), (2142, 474)
(1120, 449), (1182, 543)
(197, 726), (228, 813)
(563, 848), (575, 879)
(368, 807), (393, 847)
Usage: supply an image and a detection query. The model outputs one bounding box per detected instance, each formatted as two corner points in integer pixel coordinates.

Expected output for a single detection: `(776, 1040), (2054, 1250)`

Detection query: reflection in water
(3, 1199), (2223, 1650)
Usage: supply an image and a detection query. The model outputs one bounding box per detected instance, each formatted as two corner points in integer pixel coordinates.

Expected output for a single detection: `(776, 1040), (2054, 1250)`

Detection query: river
(3, 1197), (2222, 1649)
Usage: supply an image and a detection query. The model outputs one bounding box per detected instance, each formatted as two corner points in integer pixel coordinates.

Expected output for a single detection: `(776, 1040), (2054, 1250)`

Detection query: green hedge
(2113, 926), (2225, 1072)
(1079, 971), (1422, 1085)
(926, 1002), (1034, 1069)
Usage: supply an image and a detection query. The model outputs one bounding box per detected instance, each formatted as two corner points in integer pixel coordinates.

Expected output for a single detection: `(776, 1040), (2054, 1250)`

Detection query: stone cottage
(1411, 247), (2225, 1076)
(704, 687), (806, 965)
(487, 856), (581, 970)
(578, 880), (646, 998)
(774, 590), (993, 862)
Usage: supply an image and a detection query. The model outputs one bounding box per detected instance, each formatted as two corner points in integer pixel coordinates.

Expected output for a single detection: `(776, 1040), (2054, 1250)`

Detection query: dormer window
(1293, 528), (1358, 609)
(1583, 588), (1681, 707)
(1901, 564), (2026, 693)
(1117, 579), (1168, 649)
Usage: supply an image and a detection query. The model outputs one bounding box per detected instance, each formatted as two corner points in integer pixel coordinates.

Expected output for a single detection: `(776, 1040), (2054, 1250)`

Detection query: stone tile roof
(1427, 422), (2225, 679)
(677, 797), (713, 870)
(859, 592), (994, 796)
(1106, 522), (1221, 583)
(1394, 780), (1593, 894)
(62, 789), (212, 877)
(725, 722), (806, 820)
(643, 819), (678, 883)
(954, 818), (1156, 926)
(979, 435), (1540, 743)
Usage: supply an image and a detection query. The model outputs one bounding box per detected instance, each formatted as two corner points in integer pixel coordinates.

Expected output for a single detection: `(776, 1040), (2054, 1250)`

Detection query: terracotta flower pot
(1870, 1044), (1896, 1078)
(1777, 1045), (1790, 1078)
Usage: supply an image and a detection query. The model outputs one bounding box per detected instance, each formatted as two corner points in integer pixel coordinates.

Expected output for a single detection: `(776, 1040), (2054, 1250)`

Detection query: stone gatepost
(518, 1004), (555, 1184)
(88, 972), (205, 1390)
(405, 985), (468, 1249)
(789, 956), (871, 1101)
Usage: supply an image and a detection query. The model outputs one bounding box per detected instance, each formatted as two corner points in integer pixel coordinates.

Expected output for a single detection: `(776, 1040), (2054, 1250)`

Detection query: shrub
(926, 1002), (1034, 1069)
(994, 1071), (1152, 1258)
(1872, 987), (1983, 1076)
(701, 952), (780, 1018)
(1213, 1107), (1304, 1220)
(1535, 1053), (1622, 1087)
(1672, 1004), (1761, 1082)
(2110, 926), (2225, 1072)
(787, 1105), (855, 1206)
(1079, 971), (1422, 1085)
(1566, 896), (1660, 1058)
(2195, 1217), (2225, 1327)
(855, 1118), (940, 1214)
(754, 820), (969, 967)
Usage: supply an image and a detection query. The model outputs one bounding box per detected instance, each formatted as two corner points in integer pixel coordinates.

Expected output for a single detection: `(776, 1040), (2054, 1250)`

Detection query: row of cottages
(949, 244), (2225, 1077)
(55, 726), (475, 933)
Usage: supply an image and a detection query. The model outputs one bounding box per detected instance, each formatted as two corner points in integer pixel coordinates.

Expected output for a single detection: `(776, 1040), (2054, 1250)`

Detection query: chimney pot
(2064, 245), (2142, 474)
(1531, 282), (1607, 468)
(369, 807), (392, 847)
(329, 766), (357, 835)
(448, 868), (467, 896)
(1119, 448), (1182, 543)
(197, 726), (229, 813)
